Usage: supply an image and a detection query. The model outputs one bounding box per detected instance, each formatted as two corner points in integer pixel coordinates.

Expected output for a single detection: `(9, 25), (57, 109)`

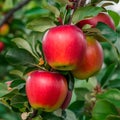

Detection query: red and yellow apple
(26, 70), (68, 112)
(76, 12), (115, 30)
(42, 25), (86, 71)
(0, 24), (9, 36)
(72, 36), (103, 79)
(0, 41), (5, 52)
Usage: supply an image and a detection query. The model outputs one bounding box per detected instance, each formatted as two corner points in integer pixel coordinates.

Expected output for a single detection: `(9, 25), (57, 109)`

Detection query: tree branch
(0, 0), (31, 27)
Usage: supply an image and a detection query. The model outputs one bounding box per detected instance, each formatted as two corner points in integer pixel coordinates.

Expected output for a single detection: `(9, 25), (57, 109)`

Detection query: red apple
(26, 70), (68, 112)
(0, 24), (9, 36)
(76, 12), (115, 30)
(61, 90), (72, 110)
(42, 25), (86, 70)
(72, 36), (103, 79)
(0, 41), (5, 52)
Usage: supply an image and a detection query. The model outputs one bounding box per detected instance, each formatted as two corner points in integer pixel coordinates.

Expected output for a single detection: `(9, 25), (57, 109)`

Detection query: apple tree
(0, 0), (120, 120)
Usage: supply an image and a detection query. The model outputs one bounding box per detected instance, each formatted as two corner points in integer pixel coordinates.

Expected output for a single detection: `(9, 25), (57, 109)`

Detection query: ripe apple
(0, 24), (9, 36)
(0, 41), (5, 52)
(76, 12), (115, 30)
(61, 90), (72, 110)
(26, 70), (68, 112)
(42, 25), (86, 71)
(72, 36), (103, 79)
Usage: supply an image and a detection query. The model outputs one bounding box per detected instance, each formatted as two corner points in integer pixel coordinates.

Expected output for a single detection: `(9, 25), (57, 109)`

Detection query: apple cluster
(26, 12), (115, 112)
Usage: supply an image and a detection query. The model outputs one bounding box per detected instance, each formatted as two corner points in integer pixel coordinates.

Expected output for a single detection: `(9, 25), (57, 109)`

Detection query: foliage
(0, 0), (120, 120)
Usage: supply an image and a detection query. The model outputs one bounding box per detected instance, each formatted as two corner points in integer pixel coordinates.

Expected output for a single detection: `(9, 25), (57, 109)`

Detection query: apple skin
(72, 36), (103, 79)
(42, 25), (86, 71)
(26, 70), (68, 112)
(0, 24), (9, 36)
(61, 90), (72, 110)
(0, 42), (5, 52)
(76, 13), (115, 30)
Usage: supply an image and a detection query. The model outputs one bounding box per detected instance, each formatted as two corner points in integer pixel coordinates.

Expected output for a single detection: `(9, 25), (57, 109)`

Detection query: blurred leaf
(9, 69), (23, 78)
(54, 0), (72, 5)
(11, 79), (25, 88)
(12, 38), (34, 57)
(68, 101), (85, 118)
(96, 22), (117, 43)
(97, 89), (120, 108)
(92, 100), (119, 120)
(108, 10), (120, 27)
(0, 83), (9, 97)
(114, 32), (120, 54)
(5, 47), (37, 66)
(27, 17), (56, 32)
(75, 88), (89, 101)
(0, 102), (21, 120)
(3, 0), (13, 11)
(100, 63), (117, 87)
(106, 115), (120, 120)
(11, 95), (27, 109)
(108, 79), (120, 88)
(65, 109), (77, 120)
(72, 6), (103, 24)
(41, 0), (60, 18)
(24, 7), (50, 18)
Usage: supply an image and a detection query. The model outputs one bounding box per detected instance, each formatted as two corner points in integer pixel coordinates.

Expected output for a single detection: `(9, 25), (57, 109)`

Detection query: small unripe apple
(0, 24), (9, 36)
(42, 25), (86, 70)
(26, 70), (68, 112)
(0, 41), (5, 52)
(61, 90), (72, 110)
(76, 13), (115, 30)
(72, 36), (103, 79)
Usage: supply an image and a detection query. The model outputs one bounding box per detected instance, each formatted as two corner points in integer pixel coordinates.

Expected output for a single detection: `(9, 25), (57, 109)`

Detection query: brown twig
(0, 0), (31, 27)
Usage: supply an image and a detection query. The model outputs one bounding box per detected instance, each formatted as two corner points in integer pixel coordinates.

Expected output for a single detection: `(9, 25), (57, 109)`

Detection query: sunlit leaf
(72, 6), (103, 24)
(92, 100), (119, 120)
(27, 17), (56, 32)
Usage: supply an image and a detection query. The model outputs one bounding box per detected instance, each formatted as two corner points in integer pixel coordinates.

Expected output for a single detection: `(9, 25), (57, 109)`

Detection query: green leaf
(0, 102), (21, 120)
(24, 8), (50, 18)
(12, 38), (34, 56)
(108, 79), (120, 88)
(97, 89), (120, 108)
(108, 10), (120, 27)
(65, 109), (77, 120)
(41, 0), (60, 18)
(5, 47), (37, 66)
(92, 100), (119, 120)
(11, 95), (27, 109)
(3, 0), (13, 11)
(68, 101), (85, 118)
(75, 88), (89, 101)
(106, 115), (120, 120)
(96, 22), (117, 43)
(72, 6), (103, 24)
(54, 0), (72, 5)
(114, 32), (120, 55)
(27, 17), (56, 32)
(0, 83), (10, 97)
(100, 63), (117, 87)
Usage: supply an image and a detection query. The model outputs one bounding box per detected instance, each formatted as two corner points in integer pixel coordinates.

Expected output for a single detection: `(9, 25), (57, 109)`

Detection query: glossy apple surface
(42, 25), (86, 70)
(0, 42), (5, 52)
(26, 70), (68, 112)
(0, 24), (9, 36)
(72, 36), (103, 79)
(77, 13), (115, 30)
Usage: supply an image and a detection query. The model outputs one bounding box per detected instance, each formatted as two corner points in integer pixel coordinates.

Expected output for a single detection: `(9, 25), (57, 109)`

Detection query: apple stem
(57, 17), (63, 25)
